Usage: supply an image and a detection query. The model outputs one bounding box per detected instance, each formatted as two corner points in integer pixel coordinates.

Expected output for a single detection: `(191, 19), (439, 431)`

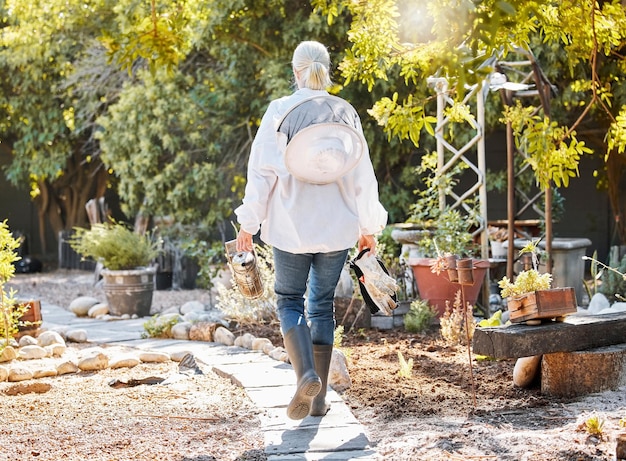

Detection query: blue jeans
(273, 247), (349, 345)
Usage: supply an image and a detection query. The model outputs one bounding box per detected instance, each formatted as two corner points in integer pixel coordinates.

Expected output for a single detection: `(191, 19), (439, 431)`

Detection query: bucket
(101, 268), (155, 317)
(225, 240), (264, 299)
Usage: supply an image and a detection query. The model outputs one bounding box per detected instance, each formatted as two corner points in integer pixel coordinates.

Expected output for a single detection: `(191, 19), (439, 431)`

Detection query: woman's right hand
(236, 230), (254, 253)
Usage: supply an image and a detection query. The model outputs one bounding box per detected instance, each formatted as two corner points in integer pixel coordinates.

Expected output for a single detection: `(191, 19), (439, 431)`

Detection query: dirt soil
(3, 270), (626, 461)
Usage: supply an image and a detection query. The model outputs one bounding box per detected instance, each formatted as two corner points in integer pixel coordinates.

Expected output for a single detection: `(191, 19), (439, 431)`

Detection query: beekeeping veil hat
(276, 95), (366, 184)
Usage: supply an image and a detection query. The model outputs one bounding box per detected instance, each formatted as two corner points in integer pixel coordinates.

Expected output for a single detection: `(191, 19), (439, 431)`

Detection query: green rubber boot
(283, 325), (322, 420)
(310, 344), (333, 417)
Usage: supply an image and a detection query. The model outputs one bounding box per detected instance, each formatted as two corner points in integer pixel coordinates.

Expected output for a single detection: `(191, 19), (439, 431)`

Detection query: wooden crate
(508, 288), (577, 323)
(17, 299), (42, 338)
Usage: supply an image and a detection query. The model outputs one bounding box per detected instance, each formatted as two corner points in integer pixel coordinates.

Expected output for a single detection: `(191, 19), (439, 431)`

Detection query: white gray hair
(292, 41), (332, 90)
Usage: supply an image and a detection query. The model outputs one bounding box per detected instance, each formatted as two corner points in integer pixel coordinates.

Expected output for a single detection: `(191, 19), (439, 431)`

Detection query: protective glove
(350, 249), (399, 316)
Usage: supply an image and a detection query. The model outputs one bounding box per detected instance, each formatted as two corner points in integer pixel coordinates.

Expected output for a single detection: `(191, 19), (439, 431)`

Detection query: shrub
(69, 222), (160, 270)
(440, 290), (476, 346)
(404, 299), (436, 333)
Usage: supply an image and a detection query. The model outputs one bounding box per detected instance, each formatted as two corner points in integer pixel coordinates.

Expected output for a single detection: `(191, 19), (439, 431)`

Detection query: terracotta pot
(409, 258), (490, 316)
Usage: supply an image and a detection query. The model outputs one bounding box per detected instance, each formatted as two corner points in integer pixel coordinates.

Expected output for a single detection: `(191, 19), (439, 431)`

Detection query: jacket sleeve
(353, 140), (388, 236)
(234, 101), (280, 235)
(349, 112), (387, 236)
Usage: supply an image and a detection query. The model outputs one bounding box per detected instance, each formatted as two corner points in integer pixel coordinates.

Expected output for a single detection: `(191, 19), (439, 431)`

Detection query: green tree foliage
(0, 0), (419, 250)
(313, 0), (626, 243)
(0, 0), (116, 248)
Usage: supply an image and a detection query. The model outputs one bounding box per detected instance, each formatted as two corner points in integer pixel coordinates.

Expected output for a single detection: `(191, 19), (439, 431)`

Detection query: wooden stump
(541, 344), (626, 397)
(616, 433), (626, 460)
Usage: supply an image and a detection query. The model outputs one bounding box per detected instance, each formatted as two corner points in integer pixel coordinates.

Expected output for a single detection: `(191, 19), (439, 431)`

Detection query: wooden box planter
(17, 299), (42, 338)
(508, 288), (577, 324)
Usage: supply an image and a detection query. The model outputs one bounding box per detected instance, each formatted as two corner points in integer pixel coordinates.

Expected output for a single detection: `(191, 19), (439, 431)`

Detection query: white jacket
(235, 88), (388, 254)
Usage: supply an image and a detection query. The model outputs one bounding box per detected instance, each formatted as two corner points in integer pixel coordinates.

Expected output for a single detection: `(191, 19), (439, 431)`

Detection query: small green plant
(69, 221), (160, 270)
(142, 314), (181, 339)
(581, 414), (605, 439)
(478, 309), (505, 328)
(397, 351), (413, 379)
(355, 328), (369, 340)
(216, 244), (277, 326)
(404, 299), (436, 333)
(498, 239), (552, 298)
(440, 290), (476, 346)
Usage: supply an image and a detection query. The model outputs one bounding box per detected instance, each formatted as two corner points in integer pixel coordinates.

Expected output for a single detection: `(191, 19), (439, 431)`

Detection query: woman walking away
(235, 40), (387, 420)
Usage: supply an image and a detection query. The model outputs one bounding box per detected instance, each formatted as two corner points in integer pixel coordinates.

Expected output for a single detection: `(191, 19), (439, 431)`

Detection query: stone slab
(264, 424), (371, 456)
(267, 450), (377, 460)
(213, 361), (294, 388)
(259, 402), (360, 429)
(248, 386), (343, 410)
(472, 311), (626, 358)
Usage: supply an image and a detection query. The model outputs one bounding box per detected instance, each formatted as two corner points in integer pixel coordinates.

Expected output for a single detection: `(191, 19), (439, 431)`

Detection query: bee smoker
(225, 239), (264, 299)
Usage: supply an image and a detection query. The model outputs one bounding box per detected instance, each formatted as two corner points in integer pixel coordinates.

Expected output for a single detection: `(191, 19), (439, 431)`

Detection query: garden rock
(598, 302), (626, 315)
(78, 352), (109, 371)
(213, 326), (235, 346)
(170, 350), (193, 362)
(66, 329), (88, 343)
(69, 296), (100, 316)
(182, 311), (202, 323)
(513, 355), (542, 388)
(56, 361), (79, 375)
(0, 365), (7, 381)
(268, 347), (289, 362)
(189, 322), (218, 342)
(109, 355), (140, 369)
(33, 367), (58, 379)
(139, 351), (170, 363)
(18, 335), (38, 347)
(37, 330), (66, 347)
(88, 302), (109, 318)
(252, 337), (272, 352)
(329, 348), (351, 392)
(180, 300), (205, 315)
(588, 293), (610, 314)
(0, 346), (17, 362)
(18, 345), (48, 360)
(234, 333), (255, 349)
(44, 344), (66, 357)
(8, 366), (34, 382)
(171, 322), (192, 340)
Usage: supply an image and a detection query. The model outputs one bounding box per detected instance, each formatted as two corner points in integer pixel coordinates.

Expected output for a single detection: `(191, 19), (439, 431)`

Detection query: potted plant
(488, 226), (508, 259)
(404, 152), (489, 316)
(69, 221), (160, 317)
(498, 240), (577, 324)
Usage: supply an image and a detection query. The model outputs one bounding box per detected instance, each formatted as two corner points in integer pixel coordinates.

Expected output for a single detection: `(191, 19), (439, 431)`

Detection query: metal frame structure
(427, 46), (555, 284)
(427, 76), (489, 261)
